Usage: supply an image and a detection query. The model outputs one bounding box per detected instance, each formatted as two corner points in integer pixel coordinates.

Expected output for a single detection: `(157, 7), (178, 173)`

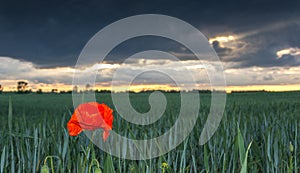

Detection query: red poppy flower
(67, 102), (113, 141)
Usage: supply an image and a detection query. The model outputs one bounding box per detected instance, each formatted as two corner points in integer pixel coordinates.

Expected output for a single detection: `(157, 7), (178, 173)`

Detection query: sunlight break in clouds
(276, 47), (300, 58)
(209, 35), (235, 45)
(208, 34), (257, 62)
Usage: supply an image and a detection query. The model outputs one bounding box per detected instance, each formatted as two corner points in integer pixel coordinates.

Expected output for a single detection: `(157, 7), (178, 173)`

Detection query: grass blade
(1, 146), (6, 172)
(204, 144), (209, 172)
(104, 154), (115, 173)
(240, 141), (253, 173)
(8, 97), (15, 173)
(237, 125), (245, 164)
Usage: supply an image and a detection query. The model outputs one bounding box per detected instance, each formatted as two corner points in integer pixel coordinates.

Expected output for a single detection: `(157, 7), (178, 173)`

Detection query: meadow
(0, 92), (299, 172)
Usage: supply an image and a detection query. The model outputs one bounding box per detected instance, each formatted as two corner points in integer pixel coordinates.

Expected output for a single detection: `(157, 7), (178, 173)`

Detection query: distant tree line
(17, 81), (31, 93)
(0, 82), (225, 94)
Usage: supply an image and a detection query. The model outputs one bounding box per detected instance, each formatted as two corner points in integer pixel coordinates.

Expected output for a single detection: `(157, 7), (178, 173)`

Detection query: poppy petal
(67, 121), (83, 136)
(67, 102), (114, 141)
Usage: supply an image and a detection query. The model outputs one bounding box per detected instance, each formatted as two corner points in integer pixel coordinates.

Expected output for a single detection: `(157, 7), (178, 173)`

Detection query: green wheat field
(0, 92), (299, 172)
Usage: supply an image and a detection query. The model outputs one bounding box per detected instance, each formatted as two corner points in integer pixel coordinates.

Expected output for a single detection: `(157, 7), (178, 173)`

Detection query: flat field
(0, 92), (299, 172)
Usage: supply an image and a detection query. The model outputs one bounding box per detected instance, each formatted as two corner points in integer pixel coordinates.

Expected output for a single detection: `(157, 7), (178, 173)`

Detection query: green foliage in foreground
(0, 92), (299, 172)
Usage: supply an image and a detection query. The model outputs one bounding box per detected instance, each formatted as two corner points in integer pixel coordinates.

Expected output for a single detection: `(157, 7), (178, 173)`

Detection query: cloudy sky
(0, 0), (300, 92)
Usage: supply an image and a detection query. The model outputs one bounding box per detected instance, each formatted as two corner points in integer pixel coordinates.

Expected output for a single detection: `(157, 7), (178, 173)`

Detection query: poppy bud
(289, 142), (294, 152)
(41, 164), (49, 173)
(94, 167), (102, 173)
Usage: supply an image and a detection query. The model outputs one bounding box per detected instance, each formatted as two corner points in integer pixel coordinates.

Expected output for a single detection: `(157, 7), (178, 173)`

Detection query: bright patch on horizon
(276, 47), (300, 58)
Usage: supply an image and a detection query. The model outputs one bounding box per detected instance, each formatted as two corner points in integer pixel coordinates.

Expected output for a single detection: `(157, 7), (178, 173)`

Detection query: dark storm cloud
(0, 0), (299, 67)
(105, 36), (198, 63)
(212, 41), (232, 57)
(228, 23), (300, 68)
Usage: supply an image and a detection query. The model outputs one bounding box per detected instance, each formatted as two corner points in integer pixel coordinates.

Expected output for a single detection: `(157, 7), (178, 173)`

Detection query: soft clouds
(0, 57), (75, 90)
(224, 66), (300, 85)
(1, 56), (300, 91)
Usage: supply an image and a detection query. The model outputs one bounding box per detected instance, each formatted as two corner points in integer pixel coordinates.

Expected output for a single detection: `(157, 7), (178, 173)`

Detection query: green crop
(0, 92), (299, 172)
